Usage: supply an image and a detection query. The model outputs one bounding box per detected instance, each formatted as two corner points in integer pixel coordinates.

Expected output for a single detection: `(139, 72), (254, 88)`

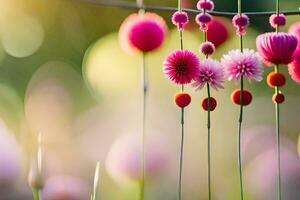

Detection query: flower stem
(207, 83), (212, 200)
(238, 76), (244, 200)
(274, 0), (281, 197)
(275, 65), (282, 200)
(237, 0), (244, 199)
(139, 52), (148, 200)
(177, 1), (185, 198)
(178, 101), (185, 200)
(32, 188), (42, 200)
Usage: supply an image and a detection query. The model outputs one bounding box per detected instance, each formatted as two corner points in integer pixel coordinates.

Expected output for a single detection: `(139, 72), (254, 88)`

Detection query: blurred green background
(0, 0), (299, 199)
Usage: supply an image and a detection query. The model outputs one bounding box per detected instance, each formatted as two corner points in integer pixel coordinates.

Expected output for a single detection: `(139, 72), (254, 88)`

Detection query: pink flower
(119, 13), (167, 54)
(105, 134), (172, 184)
(288, 50), (300, 84)
(172, 11), (189, 31)
(163, 50), (200, 85)
(197, 0), (215, 11)
(42, 176), (88, 200)
(221, 49), (264, 82)
(192, 58), (225, 91)
(232, 14), (250, 35)
(207, 17), (231, 47)
(195, 13), (212, 32)
(256, 32), (298, 66)
(200, 41), (215, 56)
(289, 22), (300, 51)
(269, 14), (286, 29)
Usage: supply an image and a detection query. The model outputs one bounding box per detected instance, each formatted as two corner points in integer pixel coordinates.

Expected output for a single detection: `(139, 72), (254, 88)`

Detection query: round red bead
(174, 93), (191, 108)
(272, 93), (285, 104)
(231, 89), (253, 106)
(202, 97), (217, 111)
(267, 72), (286, 88)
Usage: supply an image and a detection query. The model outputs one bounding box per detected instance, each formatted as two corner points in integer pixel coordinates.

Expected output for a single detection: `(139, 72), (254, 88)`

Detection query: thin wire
(237, 0), (244, 199)
(275, 65), (282, 200)
(67, 0), (300, 16)
(140, 52), (148, 200)
(177, 1), (185, 200)
(207, 83), (211, 200)
(203, 22), (212, 200)
(275, 0), (282, 198)
(238, 76), (244, 200)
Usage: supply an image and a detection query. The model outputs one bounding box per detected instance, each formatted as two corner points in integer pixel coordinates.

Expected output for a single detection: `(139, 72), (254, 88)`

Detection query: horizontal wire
(67, 0), (300, 16)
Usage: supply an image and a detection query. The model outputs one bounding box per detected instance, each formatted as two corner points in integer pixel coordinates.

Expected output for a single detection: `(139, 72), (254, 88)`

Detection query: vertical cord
(238, 76), (244, 200)
(136, 0), (146, 197)
(275, 0), (281, 198)
(275, 65), (281, 200)
(237, 0), (244, 199)
(139, 53), (148, 200)
(207, 83), (211, 200)
(177, 1), (185, 199)
(203, 24), (212, 200)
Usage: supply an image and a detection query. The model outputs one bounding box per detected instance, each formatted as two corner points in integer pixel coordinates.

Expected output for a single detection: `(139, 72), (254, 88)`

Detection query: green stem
(275, 0), (281, 196)
(177, 2), (185, 199)
(32, 188), (42, 200)
(237, 0), (244, 199)
(207, 84), (211, 200)
(238, 76), (244, 200)
(274, 65), (282, 200)
(178, 105), (185, 200)
(139, 53), (147, 200)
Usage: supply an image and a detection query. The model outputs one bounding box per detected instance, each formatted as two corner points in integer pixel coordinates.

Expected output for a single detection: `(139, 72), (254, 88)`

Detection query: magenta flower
(197, 0), (215, 11)
(288, 50), (300, 84)
(289, 22), (300, 51)
(269, 14), (286, 29)
(192, 58), (225, 91)
(172, 11), (189, 31)
(256, 32), (298, 66)
(200, 41), (215, 56)
(195, 13), (212, 32)
(163, 50), (200, 85)
(119, 13), (167, 54)
(232, 14), (250, 35)
(221, 49), (264, 82)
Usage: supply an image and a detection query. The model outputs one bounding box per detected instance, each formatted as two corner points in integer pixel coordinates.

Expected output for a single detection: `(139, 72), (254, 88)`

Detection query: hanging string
(275, 0), (282, 199)
(68, 0), (300, 16)
(136, 0), (147, 199)
(177, 1), (185, 200)
(237, 0), (244, 200)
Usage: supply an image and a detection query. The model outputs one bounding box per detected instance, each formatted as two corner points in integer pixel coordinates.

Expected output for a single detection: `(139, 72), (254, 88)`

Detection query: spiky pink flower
(197, 0), (215, 11)
(163, 50), (200, 85)
(192, 58), (225, 91)
(289, 22), (300, 51)
(221, 49), (264, 82)
(172, 11), (189, 31)
(119, 13), (167, 54)
(256, 32), (298, 66)
(288, 50), (300, 84)
(269, 14), (286, 29)
(232, 14), (250, 35)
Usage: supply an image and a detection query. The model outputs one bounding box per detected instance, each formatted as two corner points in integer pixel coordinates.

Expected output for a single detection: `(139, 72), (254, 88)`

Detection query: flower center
(238, 64), (251, 75)
(200, 71), (214, 83)
(177, 62), (187, 73)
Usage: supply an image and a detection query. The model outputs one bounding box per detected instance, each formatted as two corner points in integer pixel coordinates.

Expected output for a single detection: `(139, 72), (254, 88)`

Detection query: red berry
(267, 72), (286, 88)
(272, 93), (285, 104)
(202, 97), (217, 111)
(231, 89), (253, 106)
(174, 93), (191, 108)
